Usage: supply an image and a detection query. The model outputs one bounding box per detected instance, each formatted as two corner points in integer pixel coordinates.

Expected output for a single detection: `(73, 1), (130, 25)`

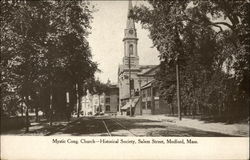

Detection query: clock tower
(118, 0), (159, 114)
(118, 0), (145, 110)
(122, 0), (139, 68)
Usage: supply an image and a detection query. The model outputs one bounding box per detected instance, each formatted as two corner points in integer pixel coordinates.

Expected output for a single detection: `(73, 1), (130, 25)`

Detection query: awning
(121, 101), (132, 110)
(121, 98), (139, 110)
(131, 98), (139, 107)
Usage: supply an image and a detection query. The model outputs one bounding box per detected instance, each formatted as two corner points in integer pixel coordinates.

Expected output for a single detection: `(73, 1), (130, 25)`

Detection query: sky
(88, 1), (160, 84)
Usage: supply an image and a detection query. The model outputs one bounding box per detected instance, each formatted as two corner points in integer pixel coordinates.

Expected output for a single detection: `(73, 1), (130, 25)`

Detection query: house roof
(141, 79), (157, 90)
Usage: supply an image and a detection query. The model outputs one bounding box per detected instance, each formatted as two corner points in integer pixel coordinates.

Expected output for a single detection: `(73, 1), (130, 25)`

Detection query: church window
(129, 44), (133, 55)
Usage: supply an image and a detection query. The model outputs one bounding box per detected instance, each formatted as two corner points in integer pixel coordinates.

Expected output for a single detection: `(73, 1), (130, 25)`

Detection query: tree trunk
(192, 101), (196, 119)
(66, 91), (70, 121)
(21, 104), (24, 117)
(75, 83), (80, 118)
(78, 90), (81, 116)
(35, 104), (39, 122)
(170, 103), (174, 116)
(25, 97), (29, 133)
(76, 83), (80, 118)
(49, 95), (53, 126)
(35, 92), (40, 122)
(98, 95), (101, 114)
(49, 81), (53, 126)
(25, 107), (29, 132)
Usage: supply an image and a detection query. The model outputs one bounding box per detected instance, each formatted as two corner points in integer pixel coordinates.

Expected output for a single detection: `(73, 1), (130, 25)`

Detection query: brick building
(100, 85), (119, 115)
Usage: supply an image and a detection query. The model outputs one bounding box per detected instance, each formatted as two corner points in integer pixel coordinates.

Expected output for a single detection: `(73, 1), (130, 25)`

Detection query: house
(80, 85), (119, 116)
(100, 85), (119, 115)
(92, 94), (101, 113)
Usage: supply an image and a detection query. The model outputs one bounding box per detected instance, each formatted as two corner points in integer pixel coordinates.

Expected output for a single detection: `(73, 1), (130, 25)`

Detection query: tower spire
(126, 0), (135, 29)
(128, 0), (133, 14)
(122, 0), (139, 66)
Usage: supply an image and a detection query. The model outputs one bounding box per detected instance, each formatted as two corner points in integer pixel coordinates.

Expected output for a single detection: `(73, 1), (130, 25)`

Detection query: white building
(81, 90), (95, 116)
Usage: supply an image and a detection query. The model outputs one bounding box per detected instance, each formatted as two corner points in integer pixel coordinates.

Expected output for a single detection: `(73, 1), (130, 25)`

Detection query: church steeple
(124, 0), (137, 39)
(122, 0), (139, 67)
(126, 0), (135, 29)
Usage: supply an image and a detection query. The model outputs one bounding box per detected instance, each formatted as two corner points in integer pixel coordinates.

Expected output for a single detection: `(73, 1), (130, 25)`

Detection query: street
(46, 116), (232, 137)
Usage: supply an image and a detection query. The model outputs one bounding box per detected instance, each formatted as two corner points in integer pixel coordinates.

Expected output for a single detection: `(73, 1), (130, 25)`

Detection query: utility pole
(128, 51), (132, 117)
(176, 59), (182, 121)
(174, 24), (182, 121)
(138, 79), (142, 115)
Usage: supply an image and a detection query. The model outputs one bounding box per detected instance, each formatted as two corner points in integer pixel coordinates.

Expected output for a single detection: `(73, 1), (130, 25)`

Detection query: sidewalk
(2, 118), (78, 136)
(119, 115), (249, 137)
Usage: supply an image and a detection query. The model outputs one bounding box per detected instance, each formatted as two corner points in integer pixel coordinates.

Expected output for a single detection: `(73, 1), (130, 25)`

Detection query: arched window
(129, 44), (133, 55)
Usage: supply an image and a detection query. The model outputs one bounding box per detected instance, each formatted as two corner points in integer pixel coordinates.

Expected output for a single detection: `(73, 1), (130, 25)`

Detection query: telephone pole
(176, 59), (182, 121)
(129, 51), (132, 117)
(174, 25), (182, 121)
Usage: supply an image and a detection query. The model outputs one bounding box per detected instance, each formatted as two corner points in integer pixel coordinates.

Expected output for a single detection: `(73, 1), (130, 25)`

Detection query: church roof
(137, 65), (159, 76)
(118, 64), (140, 75)
(118, 64), (159, 76)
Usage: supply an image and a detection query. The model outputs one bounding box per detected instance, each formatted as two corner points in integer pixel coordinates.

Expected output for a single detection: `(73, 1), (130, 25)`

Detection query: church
(118, 0), (159, 114)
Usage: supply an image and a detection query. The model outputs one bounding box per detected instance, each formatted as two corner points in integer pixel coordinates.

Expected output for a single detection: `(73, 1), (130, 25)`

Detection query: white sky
(88, 1), (160, 84)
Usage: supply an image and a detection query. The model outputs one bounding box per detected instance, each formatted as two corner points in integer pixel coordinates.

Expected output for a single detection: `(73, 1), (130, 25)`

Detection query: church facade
(118, 0), (157, 113)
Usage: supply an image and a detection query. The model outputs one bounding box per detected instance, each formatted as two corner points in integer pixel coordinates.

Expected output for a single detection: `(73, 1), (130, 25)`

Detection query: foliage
(84, 78), (110, 95)
(132, 0), (249, 120)
(1, 0), (97, 117)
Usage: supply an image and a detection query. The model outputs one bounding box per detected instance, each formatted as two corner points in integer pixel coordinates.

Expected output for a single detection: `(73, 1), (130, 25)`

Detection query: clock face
(129, 30), (134, 34)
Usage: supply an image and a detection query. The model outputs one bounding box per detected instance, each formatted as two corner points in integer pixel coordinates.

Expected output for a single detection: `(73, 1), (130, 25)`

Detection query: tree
(1, 0), (98, 127)
(53, 1), (98, 118)
(132, 0), (249, 121)
(1, 0), (49, 130)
